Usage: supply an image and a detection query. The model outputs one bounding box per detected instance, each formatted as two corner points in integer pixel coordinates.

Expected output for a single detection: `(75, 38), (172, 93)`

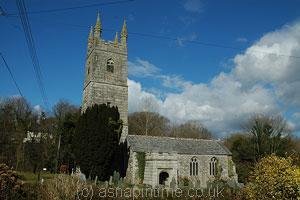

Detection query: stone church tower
(82, 13), (128, 141)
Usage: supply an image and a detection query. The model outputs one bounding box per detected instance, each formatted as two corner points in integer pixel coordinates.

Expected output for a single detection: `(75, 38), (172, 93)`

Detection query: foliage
(206, 179), (244, 200)
(136, 152), (146, 183)
(24, 136), (48, 174)
(178, 176), (190, 187)
(215, 159), (222, 180)
(225, 115), (295, 183)
(0, 97), (35, 170)
(245, 114), (292, 160)
(39, 174), (87, 200)
(243, 155), (300, 200)
(73, 103), (127, 181)
(0, 163), (25, 200)
(170, 120), (213, 139)
(224, 133), (255, 183)
(0, 97), (68, 174)
(129, 111), (170, 136)
(129, 111), (212, 139)
(228, 159), (234, 178)
(18, 171), (55, 185)
(53, 100), (80, 172)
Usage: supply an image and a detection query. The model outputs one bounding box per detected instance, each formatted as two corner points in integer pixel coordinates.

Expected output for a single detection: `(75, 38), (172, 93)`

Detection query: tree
(224, 133), (255, 183)
(245, 115), (292, 161)
(170, 120), (213, 139)
(52, 100), (79, 172)
(243, 155), (300, 200)
(128, 111), (170, 136)
(0, 97), (35, 170)
(24, 136), (47, 173)
(58, 111), (80, 172)
(73, 104), (124, 180)
(225, 114), (295, 183)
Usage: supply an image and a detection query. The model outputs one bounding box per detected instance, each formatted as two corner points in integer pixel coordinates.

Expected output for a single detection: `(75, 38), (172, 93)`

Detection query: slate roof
(127, 135), (232, 155)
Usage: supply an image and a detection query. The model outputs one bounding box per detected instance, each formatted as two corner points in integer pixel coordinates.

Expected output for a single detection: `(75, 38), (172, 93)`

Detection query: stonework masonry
(82, 14), (128, 141)
(126, 135), (238, 188)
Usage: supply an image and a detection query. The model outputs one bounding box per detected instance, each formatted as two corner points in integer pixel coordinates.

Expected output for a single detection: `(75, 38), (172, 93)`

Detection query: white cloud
(183, 0), (203, 13)
(128, 21), (300, 136)
(128, 58), (192, 91)
(128, 79), (162, 113)
(159, 74), (192, 90)
(128, 73), (278, 135)
(233, 21), (300, 106)
(128, 58), (160, 77)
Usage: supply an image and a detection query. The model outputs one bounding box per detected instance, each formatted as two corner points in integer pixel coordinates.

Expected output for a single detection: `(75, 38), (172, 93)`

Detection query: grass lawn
(17, 171), (56, 184)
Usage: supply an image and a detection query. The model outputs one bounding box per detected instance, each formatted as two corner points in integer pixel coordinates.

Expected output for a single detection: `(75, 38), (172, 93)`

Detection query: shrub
(40, 174), (92, 200)
(243, 155), (300, 200)
(178, 176), (191, 188)
(0, 163), (25, 200)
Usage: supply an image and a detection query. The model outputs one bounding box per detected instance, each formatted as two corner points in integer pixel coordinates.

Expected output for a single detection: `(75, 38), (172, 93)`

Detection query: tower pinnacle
(114, 32), (119, 46)
(89, 25), (93, 39)
(87, 25), (94, 49)
(121, 20), (127, 44)
(94, 12), (102, 38)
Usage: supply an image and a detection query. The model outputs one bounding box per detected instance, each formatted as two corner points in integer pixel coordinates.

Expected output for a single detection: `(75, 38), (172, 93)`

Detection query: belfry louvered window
(190, 157), (198, 176)
(107, 58), (114, 73)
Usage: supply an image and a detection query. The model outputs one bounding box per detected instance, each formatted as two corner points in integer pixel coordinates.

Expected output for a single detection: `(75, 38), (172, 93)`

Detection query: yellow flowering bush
(244, 155), (300, 200)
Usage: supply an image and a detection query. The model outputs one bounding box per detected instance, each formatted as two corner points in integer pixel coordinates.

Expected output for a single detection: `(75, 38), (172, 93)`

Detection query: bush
(39, 174), (92, 200)
(243, 155), (300, 200)
(0, 163), (25, 200)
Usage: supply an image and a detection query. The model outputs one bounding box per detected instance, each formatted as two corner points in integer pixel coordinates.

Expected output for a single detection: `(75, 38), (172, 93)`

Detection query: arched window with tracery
(107, 58), (114, 73)
(209, 157), (217, 176)
(190, 157), (198, 176)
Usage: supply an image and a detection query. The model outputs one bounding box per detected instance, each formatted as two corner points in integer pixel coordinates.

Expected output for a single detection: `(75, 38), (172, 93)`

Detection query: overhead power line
(127, 31), (300, 59)
(35, 21), (300, 60)
(9, 17), (299, 60)
(8, 0), (134, 16)
(0, 52), (24, 98)
(4, 0), (299, 60)
(16, 0), (49, 109)
(0, 5), (6, 16)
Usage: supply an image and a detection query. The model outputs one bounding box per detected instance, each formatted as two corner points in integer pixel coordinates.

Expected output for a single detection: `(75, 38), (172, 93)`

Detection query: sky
(1, 0), (300, 136)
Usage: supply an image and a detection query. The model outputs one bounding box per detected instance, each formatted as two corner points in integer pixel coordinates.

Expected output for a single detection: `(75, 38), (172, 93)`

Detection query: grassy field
(17, 171), (56, 184)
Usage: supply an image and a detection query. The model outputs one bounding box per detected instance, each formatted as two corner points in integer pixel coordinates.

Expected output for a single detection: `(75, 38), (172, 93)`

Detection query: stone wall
(143, 152), (178, 187)
(126, 151), (238, 188)
(177, 154), (232, 187)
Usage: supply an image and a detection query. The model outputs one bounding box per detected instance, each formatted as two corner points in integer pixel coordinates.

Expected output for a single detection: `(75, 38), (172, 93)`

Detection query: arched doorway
(159, 171), (169, 185)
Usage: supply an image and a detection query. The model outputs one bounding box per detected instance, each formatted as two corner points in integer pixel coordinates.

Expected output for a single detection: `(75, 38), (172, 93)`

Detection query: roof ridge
(127, 134), (217, 142)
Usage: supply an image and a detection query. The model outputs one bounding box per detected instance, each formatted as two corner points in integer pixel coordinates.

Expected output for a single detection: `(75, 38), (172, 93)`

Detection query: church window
(209, 157), (217, 176)
(190, 157), (198, 176)
(107, 58), (114, 73)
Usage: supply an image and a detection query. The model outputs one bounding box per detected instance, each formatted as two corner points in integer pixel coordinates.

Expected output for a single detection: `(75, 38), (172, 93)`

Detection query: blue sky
(1, 0), (300, 136)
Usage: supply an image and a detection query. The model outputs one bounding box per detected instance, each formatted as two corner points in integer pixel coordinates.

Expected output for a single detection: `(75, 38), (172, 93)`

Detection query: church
(82, 14), (238, 188)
